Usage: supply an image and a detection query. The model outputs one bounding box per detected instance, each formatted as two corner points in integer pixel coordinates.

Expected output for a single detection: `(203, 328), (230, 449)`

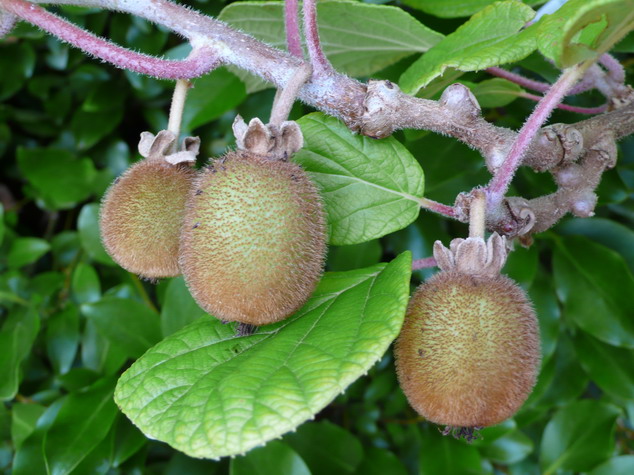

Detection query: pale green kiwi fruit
(100, 158), (195, 278)
(179, 150), (326, 326)
(394, 271), (539, 428)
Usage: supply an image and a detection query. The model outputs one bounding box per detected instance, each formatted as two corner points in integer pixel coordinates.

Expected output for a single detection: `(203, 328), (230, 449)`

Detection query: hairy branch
(4, 0), (634, 241)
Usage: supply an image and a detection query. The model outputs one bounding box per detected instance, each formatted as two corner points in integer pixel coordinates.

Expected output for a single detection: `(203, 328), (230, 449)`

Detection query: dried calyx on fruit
(395, 193), (540, 435)
(179, 64), (325, 327)
(100, 130), (199, 279)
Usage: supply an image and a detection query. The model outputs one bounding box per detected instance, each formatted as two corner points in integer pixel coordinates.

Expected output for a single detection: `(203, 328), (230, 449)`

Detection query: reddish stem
(487, 66), (584, 208)
(419, 198), (457, 219)
(520, 93), (607, 115)
(284, 0), (303, 58)
(486, 67), (550, 93)
(599, 53), (626, 83)
(2, 0), (218, 79)
(303, 0), (332, 76)
(412, 257), (437, 270)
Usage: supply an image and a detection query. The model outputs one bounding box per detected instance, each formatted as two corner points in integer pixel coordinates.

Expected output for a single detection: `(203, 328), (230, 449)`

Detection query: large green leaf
(44, 377), (118, 475)
(115, 253), (412, 459)
(419, 426), (482, 475)
(81, 297), (162, 359)
(589, 456), (634, 475)
(401, 0), (542, 19)
(77, 203), (115, 266)
(295, 113), (424, 245)
(0, 307), (40, 400)
(219, 1), (442, 91)
(553, 236), (634, 348)
(536, 0), (634, 68)
(573, 330), (634, 399)
(540, 400), (620, 474)
(399, 1), (537, 94)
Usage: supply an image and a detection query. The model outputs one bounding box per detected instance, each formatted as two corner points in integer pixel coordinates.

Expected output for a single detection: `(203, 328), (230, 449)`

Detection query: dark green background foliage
(1, 0), (634, 473)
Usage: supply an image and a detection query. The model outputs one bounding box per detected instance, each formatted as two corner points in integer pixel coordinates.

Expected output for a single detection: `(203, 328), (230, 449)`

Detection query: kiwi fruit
(179, 149), (326, 326)
(394, 270), (539, 428)
(100, 156), (195, 279)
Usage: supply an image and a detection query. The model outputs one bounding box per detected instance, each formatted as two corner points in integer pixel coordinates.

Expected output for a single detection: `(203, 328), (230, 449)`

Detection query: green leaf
(70, 108), (124, 150)
(399, 1), (537, 94)
(285, 421), (363, 474)
(295, 113), (424, 245)
(44, 377), (118, 475)
(81, 297), (162, 359)
(80, 320), (127, 375)
(17, 148), (97, 210)
(470, 78), (525, 108)
(0, 308), (40, 400)
(328, 240), (382, 272)
(115, 253), (412, 458)
(540, 400), (620, 474)
(401, 0), (542, 19)
(553, 236), (634, 348)
(0, 42), (35, 100)
(46, 304), (80, 375)
(78, 203), (115, 266)
(109, 414), (147, 468)
(7, 237), (50, 268)
(11, 403), (46, 451)
(219, 1), (442, 91)
(71, 262), (101, 304)
(419, 426), (482, 475)
(0, 203), (4, 246)
(557, 217), (634, 274)
(230, 441), (310, 475)
(478, 430), (533, 464)
(528, 270), (560, 362)
(161, 276), (206, 337)
(182, 68), (246, 131)
(589, 455), (634, 475)
(354, 446), (407, 475)
(536, 0), (634, 68)
(573, 330), (634, 399)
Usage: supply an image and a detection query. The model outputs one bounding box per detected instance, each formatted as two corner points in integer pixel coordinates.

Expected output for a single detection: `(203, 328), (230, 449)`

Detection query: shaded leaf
(540, 399), (620, 474)
(296, 113), (424, 245)
(115, 253), (412, 458)
(161, 276), (206, 337)
(285, 421), (363, 475)
(71, 262), (101, 304)
(11, 403), (46, 451)
(81, 297), (161, 359)
(44, 377), (118, 475)
(230, 440), (310, 475)
(77, 203), (115, 266)
(419, 426), (482, 475)
(182, 68), (246, 131)
(401, 0), (541, 19)
(0, 307), (40, 400)
(589, 455), (634, 475)
(553, 236), (634, 348)
(7, 237), (50, 268)
(573, 330), (634, 399)
(470, 78), (525, 108)
(46, 304), (80, 375)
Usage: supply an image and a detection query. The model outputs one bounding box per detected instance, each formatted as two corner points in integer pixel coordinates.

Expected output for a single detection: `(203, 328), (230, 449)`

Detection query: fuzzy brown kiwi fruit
(100, 156), (195, 278)
(179, 149), (326, 326)
(394, 270), (539, 428)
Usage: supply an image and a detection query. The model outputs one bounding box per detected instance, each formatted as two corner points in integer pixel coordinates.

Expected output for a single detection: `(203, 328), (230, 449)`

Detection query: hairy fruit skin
(100, 159), (195, 278)
(395, 271), (539, 428)
(179, 150), (326, 326)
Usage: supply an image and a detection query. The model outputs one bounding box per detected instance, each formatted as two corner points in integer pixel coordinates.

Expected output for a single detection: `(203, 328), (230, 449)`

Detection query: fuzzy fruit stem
(269, 63), (313, 127)
(487, 65), (587, 209)
(167, 79), (191, 151)
(468, 190), (486, 239)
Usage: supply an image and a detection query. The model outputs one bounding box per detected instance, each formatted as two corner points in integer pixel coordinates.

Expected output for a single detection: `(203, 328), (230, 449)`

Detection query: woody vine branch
(2, 0), (634, 240)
